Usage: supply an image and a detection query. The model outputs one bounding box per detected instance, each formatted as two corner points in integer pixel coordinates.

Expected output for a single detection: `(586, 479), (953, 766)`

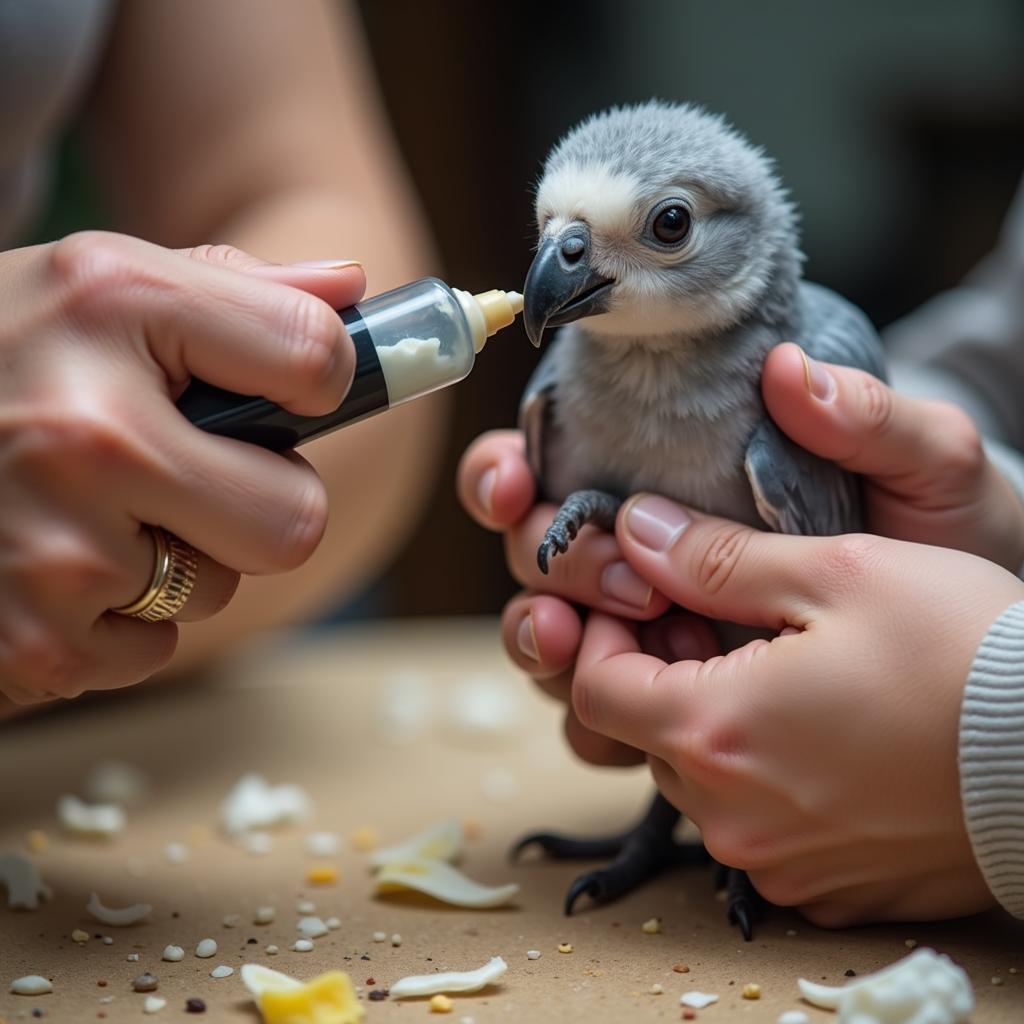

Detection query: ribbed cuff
(959, 601), (1024, 918)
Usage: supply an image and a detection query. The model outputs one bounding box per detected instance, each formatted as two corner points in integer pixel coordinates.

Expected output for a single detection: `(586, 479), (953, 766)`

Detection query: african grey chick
(512, 101), (887, 940)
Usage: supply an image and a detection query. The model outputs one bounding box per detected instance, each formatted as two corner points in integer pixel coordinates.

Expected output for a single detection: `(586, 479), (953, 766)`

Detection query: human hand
(763, 342), (1024, 572)
(457, 431), (716, 766)
(570, 494), (1024, 925)
(0, 231), (364, 704)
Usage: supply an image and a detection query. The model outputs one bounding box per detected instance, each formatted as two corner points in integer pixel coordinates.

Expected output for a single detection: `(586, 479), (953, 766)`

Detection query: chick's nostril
(560, 236), (586, 265)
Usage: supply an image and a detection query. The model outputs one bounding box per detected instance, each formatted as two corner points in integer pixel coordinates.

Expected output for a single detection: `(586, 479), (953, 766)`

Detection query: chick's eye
(652, 205), (691, 245)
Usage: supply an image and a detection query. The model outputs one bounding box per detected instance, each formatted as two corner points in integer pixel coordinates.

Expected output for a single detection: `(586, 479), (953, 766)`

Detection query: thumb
(763, 343), (982, 493)
(616, 493), (830, 627)
(181, 244), (366, 309)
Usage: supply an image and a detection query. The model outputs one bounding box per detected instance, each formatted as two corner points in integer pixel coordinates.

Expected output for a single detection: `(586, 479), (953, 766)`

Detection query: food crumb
(430, 994), (453, 1013)
(247, 938), (257, 945)
(306, 864), (337, 885)
(97, 980), (107, 987)
(777, 1013), (809, 1024)
(297, 899), (316, 914)
(1009, 967), (1018, 975)
(681, 1010), (696, 1021)
(185, 997), (206, 1013)
(558, 943), (573, 954)
(101, 936), (113, 946)
(292, 939), (314, 952)
(368, 990), (389, 1002)
(210, 966), (233, 979)
(373, 931), (387, 942)
(143, 995), (166, 1014)
(221, 915), (240, 928)
(131, 974), (158, 993)
(326, 916), (341, 930)
(844, 969), (856, 977)
(350, 825), (380, 852)
(650, 983), (664, 995)
(127, 953), (140, 962)
(266, 945), (279, 955)
(904, 938), (918, 949)
(526, 950), (541, 960)
(161, 945), (185, 962)
(741, 983), (761, 1000)
(641, 918), (662, 935)
(194, 938), (217, 958)
(254, 906), (275, 925)
(26, 830), (49, 854)
(672, 963), (690, 974)
(72, 929), (90, 943)
(391, 933), (402, 947)
(992, 977), (1004, 986)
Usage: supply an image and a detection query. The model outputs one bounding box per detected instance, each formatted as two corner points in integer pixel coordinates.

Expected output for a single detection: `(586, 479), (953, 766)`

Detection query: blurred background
(31, 0), (1024, 620)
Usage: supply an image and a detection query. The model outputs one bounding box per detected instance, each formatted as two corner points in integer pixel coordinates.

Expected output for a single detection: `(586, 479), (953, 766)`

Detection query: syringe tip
(506, 290), (524, 315)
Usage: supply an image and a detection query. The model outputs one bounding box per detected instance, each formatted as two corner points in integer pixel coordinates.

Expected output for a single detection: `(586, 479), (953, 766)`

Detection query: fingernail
(291, 259), (363, 269)
(477, 467), (497, 517)
(517, 613), (539, 662)
(624, 494), (691, 552)
(600, 561), (652, 609)
(798, 347), (836, 402)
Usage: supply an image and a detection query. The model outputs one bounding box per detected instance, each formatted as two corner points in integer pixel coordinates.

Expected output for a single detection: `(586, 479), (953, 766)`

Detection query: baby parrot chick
(512, 101), (887, 939)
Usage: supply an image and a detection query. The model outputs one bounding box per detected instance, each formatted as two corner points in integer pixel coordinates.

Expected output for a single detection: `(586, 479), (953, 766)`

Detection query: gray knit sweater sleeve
(960, 602), (1024, 918)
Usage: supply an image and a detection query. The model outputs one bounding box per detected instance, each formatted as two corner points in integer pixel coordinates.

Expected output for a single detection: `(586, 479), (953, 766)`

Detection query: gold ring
(112, 527), (199, 622)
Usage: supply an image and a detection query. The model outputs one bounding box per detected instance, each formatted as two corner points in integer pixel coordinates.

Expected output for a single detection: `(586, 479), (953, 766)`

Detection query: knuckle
(693, 523), (753, 598)
(185, 243), (248, 267)
(276, 476), (329, 570)
(286, 297), (343, 394)
(858, 374), (897, 437)
(929, 401), (985, 485)
(17, 402), (135, 482)
(817, 533), (883, 593)
(50, 231), (143, 318)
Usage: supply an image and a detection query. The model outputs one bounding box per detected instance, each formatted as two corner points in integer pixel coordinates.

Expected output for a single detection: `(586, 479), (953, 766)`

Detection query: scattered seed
(221, 915), (240, 928)
(127, 953), (140, 962)
(741, 983), (761, 1000)
(391, 934), (402, 947)
(10, 976), (53, 996)
(132, 974), (159, 993)
(297, 899), (316, 914)
(100, 995), (115, 1003)
(526, 950), (541, 960)
(161, 945), (185, 962)
(254, 906), (275, 925)
(210, 966), (234, 979)
(298, 916), (329, 939)
(844, 969), (856, 977)
(350, 825), (380, 852)
(682, 1011), (696, 1021)
(366, 978), (376, 985)
(32, 1009), (45, 1018)
(1009, 967), (1018, 975)
(361, 954), (371, 961)
(101, 936), (113, 946)
(680, 992), (719, 1009)
(650, 983), (664, 995)
(266, 945), (279, 955)
(326, 917), (341, 930)
(292, 939), (314, 952)
(26, 830), (49, 854)
(558, 943), (573, 954)
(992, 977), (1004, 986)
(673, 963), (690, 974)
(368, 990), (389, 1001)
(777, 1013), (809, 1024)
(247, 938), (257, 945)
(185, 997), (206, 1013)
(904, 939), (918, 949)
(97, 980), (107, 987)
(195, 939), (217, 958)
(306, 865), (337, 885)
(143, 995), (166, 1014)
(373, 931), (387, 942)
(430, 994), (453, 1013)
(72, 929), (90, 943)
(641, 918), (662, 935)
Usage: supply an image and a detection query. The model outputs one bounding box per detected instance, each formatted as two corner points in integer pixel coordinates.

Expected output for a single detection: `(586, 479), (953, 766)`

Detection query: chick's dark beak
(523, 226), (614, 347)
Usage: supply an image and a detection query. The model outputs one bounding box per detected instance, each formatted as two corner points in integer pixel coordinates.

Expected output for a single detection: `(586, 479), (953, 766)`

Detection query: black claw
(729, 900), (755, 942)
(564, 875), (602, 916)
(537, 544), (551, 575)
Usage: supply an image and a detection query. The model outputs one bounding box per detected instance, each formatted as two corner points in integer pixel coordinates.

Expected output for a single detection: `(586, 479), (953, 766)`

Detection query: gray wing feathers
(517, 332), (564, 490)
(744, 283), (884, 537)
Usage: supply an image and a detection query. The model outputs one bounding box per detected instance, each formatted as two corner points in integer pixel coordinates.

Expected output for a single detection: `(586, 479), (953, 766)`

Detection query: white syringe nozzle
(455, 287), (525, 352)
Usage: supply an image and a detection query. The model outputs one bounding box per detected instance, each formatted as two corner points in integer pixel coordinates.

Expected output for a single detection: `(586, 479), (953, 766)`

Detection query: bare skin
(456, 345), (1024, 922)
(0, 1), (442, 713)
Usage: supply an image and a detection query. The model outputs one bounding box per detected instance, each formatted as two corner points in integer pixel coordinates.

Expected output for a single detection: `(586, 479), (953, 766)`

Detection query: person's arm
(81, 0), (444, 669)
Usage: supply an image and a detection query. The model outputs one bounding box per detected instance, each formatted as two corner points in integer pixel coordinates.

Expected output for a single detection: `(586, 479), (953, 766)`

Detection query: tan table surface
(1, 617), (1022, 1023)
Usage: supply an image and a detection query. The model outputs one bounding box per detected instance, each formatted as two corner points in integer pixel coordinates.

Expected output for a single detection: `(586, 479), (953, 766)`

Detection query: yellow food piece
(641, 917), (661, 934)
(429, 994), (453, 1013)
(306, 864), (338, 885)
(557, 943), (573, 954)
(349, 826), (379, 852)
(26, 830), (49, 854)
(741, 983), (761, 1000)
(258, 971), (363, 1024)
(71, 929), (90, 943)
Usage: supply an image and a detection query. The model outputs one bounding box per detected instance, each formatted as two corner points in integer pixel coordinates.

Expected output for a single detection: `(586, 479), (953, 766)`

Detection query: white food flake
(297, 899), (316, 914)
(391, 933), (402, 947)
(297, 916), (328, 939)
(222, 914), (240, 928)
(57, 794), (125, 837)
(797, 949), (973, 1024)
(254, 905), (275, 925)
(240, 963), (302, 998)
(373, 931), (387, 942)
(210, 965), (234, 978)
(641, 917), (661, 934)
(778, 1013), (810, 1024)
(292, 938), (314, 952)
(375, 337), (449, 404)
(680, 992), (719, 1009)
(127, 953), (140, 962)
(85, 760), (149, 806)
(325, 916), (341, 930)
(221, 773), (310, 836)
(10, 975), (53, 995)
(650, 983), (664, 994)
(144, 995), (167, 1014)
(390, 956), (508, 999)
(195, 938), (217, 958)
(266, 944), (279, 955)
(87, 891), (152, 926)
(162, 945), (185, 962)
(373, 858), (519, 909)
(164, 842), (189, 865)
(102, 935), (113, 945)
(370, 819), (463, 868)
(526, 950), (541, 960)
(304, 832), (340, 857)
(0, 852), (52, 910)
